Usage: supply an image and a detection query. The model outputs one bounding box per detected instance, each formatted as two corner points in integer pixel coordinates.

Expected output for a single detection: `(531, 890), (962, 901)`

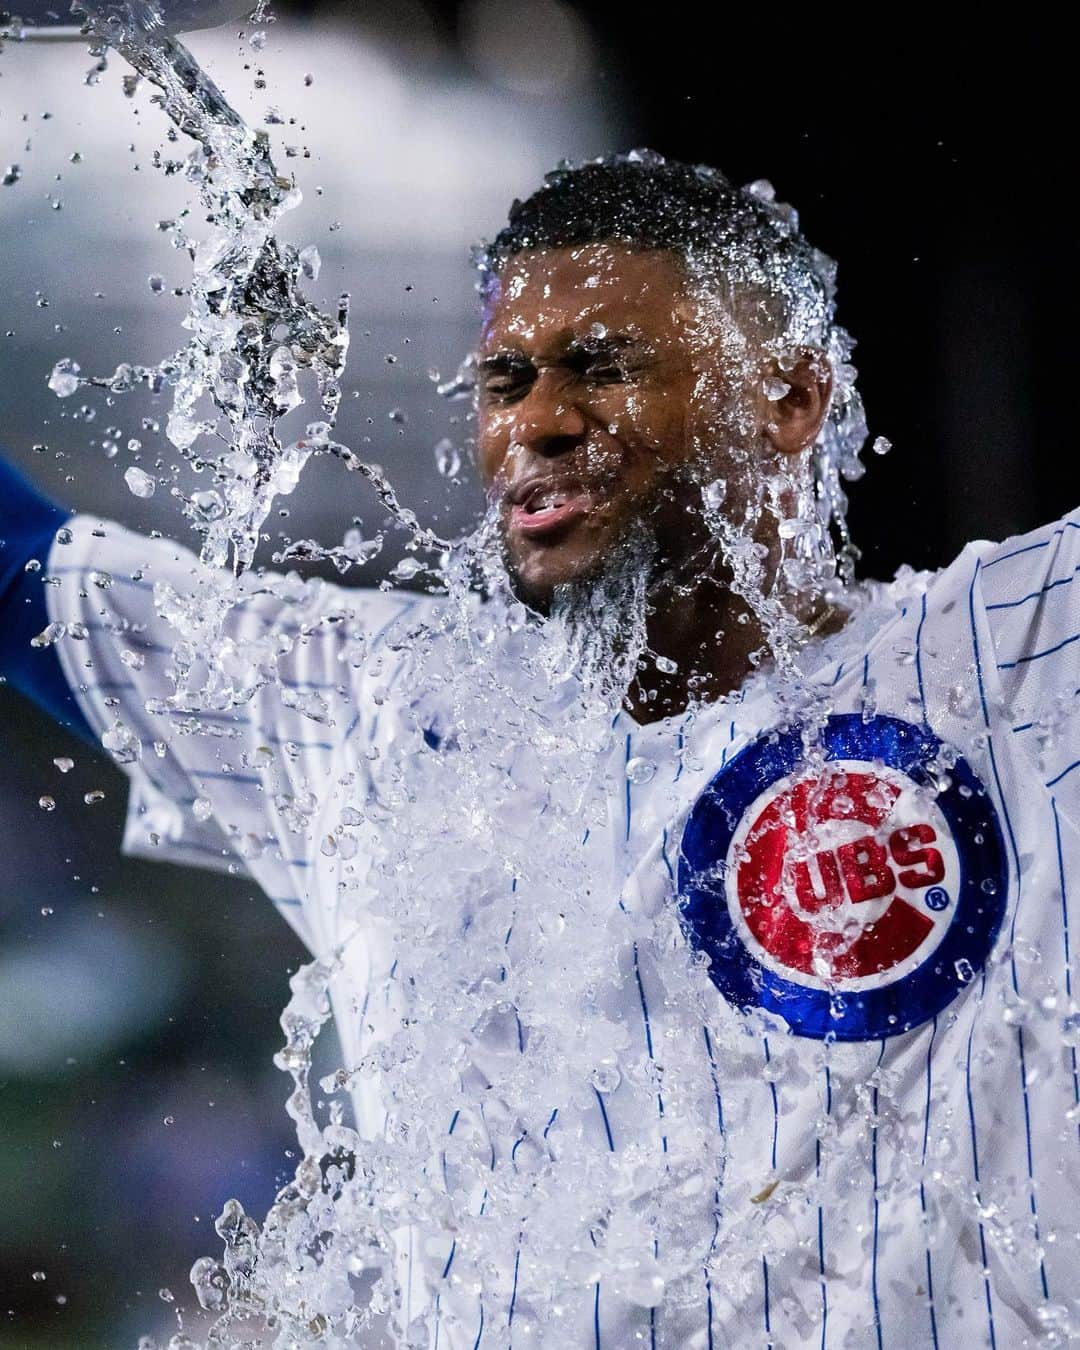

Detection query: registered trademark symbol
(925, 887), (950, 912)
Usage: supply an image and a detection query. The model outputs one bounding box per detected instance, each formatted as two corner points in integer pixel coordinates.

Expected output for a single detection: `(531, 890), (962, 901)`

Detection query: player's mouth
(507, 478), (595, 538)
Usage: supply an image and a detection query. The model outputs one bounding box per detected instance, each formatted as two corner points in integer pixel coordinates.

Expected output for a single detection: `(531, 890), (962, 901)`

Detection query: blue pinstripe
(919, 1017), (941, 1350)
(915, 590), (928, 717)
(969, 559), (1051, 1305)
(817, 1062), (832, 1350)
(965, 562), (1002, 1347)
(981, 519), (1080, 570)
(870, 1039), (885, 1350)
(1051, 798), (1080, 1142)
(985, 563), (1080, 610)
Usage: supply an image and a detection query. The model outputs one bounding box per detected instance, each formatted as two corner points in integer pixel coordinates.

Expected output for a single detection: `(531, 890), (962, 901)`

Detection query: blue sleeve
(0, 458), (95, 744)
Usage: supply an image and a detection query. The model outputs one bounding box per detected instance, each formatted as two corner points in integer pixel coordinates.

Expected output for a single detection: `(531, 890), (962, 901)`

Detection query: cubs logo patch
(678, 714), (1008, 1040)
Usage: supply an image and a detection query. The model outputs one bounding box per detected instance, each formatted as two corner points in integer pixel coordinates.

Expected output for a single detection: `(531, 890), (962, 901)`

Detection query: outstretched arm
(0, 452), (438, 955)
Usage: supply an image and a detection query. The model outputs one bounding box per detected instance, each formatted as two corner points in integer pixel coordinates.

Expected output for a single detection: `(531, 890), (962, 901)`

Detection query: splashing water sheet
(7, 4), (1080, 1348)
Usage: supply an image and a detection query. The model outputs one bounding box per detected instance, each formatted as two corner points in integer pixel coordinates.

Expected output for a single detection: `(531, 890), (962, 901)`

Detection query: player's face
(475, 243), (747, 609)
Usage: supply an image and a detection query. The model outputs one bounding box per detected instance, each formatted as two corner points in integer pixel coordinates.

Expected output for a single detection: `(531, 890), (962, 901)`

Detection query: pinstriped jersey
(45, 506), (1080, 1348)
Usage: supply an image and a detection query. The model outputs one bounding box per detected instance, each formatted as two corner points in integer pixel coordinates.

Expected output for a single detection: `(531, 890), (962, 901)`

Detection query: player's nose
(509, 367), (587, 459)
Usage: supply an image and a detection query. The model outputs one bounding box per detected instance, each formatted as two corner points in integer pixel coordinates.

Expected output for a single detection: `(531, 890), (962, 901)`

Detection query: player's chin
(501, 519), (613, 613)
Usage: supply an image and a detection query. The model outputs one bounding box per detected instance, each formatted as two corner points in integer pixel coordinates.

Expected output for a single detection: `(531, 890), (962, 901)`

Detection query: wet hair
(474, 150), (871, 572)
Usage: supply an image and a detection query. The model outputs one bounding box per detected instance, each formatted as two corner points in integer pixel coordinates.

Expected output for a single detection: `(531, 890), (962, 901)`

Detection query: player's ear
(760, 348), (832, 457)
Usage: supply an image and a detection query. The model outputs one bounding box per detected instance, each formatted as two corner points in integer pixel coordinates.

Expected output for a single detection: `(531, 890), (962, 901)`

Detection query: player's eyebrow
(564, 330), (651, 365)
(476, 349), (534, 374)
(478, 331), (648, 372)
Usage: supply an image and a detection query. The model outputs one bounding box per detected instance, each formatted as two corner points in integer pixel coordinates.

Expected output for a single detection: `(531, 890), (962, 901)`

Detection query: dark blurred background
(0, 5), (1072, 1346)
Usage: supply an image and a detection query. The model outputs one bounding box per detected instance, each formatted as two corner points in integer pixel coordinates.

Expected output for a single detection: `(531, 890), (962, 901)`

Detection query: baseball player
(3, 156), (1079, 1349)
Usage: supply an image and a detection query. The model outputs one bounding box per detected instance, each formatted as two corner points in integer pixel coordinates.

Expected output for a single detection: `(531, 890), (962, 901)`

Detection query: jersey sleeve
(977, 504), (1080, 827)
(44, 514), (429, 954)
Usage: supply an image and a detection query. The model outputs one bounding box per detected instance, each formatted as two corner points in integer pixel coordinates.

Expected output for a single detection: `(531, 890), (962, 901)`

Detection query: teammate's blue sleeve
(0, 457), (95, 742)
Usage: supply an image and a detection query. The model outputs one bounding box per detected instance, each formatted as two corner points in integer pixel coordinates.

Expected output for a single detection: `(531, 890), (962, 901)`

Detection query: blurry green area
(0, 694), (314, 1346)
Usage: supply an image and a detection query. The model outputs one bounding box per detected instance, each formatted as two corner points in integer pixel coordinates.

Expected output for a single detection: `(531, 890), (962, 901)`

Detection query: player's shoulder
(969, 505), (1080, 594)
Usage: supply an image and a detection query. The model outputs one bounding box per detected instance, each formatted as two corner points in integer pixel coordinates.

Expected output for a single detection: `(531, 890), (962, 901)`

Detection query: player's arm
(1, 450), (434, 952)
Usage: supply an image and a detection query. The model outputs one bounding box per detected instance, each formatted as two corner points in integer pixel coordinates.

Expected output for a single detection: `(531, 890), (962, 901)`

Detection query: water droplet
(954, 958), (975, 984)
(48, 358), (81, 398)
(83, 790), (105, 805)
(590, 1063), (621, 1093)
(53, 757), (74, 773)
(38, 796), (56, 812)
(102, 719), (141, 765)
(434, 438), (461, 478)
(298, 244), (321, 280)
(124, 466), (156, 498)
(31, 1270), (46, 1283)
(625, 756), (656, 784)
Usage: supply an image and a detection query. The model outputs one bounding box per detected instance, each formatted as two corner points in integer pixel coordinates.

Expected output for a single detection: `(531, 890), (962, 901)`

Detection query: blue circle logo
(677, 714), (1008, 1040)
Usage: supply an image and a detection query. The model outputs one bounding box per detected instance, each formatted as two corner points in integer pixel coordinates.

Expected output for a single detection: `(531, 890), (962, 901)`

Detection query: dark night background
(0, 6), (1071, 1346)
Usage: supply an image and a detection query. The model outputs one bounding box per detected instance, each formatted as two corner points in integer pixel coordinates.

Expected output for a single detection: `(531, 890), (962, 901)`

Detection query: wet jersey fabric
(43, 506), (1080, 1349)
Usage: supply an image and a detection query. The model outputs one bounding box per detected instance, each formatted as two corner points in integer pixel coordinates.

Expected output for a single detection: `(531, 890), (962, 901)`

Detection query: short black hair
(479, 150), (827, 334)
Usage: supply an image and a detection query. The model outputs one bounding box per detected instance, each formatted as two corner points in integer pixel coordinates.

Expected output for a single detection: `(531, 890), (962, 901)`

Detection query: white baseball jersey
(45, 506), (1080, 1348)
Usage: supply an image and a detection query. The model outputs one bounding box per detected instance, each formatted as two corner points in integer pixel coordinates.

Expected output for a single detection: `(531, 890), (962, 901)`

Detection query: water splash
(19, 14), (1074, 1350)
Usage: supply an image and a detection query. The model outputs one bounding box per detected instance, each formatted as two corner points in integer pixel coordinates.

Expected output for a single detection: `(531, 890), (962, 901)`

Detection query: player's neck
(623, 570), (845, 725)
